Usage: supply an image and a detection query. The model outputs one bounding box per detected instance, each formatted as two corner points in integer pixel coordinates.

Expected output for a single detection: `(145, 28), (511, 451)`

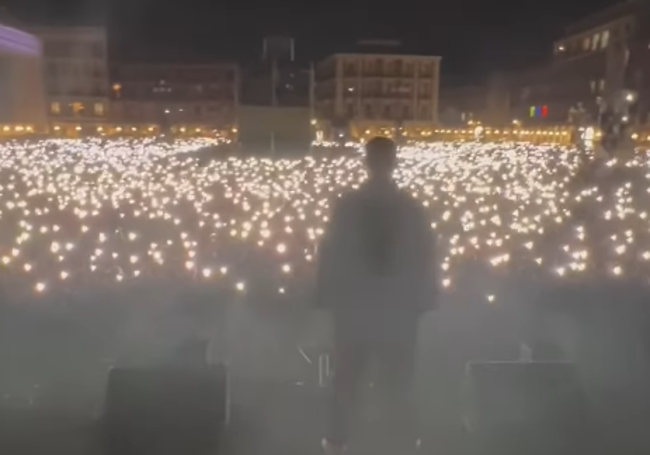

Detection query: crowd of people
(0, 136), (649, 452)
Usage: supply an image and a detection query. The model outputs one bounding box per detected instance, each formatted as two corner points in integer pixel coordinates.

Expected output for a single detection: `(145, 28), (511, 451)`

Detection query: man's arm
(315, 196), (351, 310)
(409, 203), (440, 312)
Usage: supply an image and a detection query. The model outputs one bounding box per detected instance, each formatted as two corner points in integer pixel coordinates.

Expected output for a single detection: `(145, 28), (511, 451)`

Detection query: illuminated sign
(530, 105), (549, 119)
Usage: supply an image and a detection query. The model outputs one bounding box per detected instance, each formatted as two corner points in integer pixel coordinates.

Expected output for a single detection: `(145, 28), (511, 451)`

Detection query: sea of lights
(1, 138), (649, 303)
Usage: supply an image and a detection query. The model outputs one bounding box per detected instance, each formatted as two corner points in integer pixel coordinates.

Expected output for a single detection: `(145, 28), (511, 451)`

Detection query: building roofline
(564, 0), (646, 36)
(326, 52), (441, 60)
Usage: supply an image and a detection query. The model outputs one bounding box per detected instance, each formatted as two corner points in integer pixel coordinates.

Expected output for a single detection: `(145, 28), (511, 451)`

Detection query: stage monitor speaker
(104, 365), (228, 455)
(462, 361), (604, 455)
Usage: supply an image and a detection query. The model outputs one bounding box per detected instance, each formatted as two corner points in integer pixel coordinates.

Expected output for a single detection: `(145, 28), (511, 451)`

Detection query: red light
(542, 105), (548, 118)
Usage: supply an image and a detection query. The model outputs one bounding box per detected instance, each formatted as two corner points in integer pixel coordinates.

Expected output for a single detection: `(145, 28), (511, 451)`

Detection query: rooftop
(564, 0), (648, 36)
(323, 39), (440, 59)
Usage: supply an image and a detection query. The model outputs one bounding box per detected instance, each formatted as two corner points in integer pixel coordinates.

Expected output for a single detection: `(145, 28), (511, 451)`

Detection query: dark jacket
(316, 179), (438, 317)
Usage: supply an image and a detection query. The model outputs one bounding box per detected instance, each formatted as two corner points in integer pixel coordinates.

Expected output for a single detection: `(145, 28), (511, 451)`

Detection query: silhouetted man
(316, 137), (438, 454)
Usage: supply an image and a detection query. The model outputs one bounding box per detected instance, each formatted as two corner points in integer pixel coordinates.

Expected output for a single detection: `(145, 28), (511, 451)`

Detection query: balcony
(360, 71), (418, 79)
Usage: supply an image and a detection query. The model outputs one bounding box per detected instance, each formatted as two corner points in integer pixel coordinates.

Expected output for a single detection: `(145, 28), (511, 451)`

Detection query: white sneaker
(321, 438), (347, 455)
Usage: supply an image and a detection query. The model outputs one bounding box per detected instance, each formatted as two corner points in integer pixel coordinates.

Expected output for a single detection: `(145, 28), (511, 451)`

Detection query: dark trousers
(326, 313), (419, 446)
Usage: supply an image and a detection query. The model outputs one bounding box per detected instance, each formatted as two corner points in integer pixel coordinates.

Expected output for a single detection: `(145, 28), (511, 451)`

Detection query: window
(153, 86), (172, 94)
(420, 82), (431, 97)
(71, 102), (84, 114)
(599, 79), (606, 92)
(601, 30), (610, 49)
(583, 37), (591, 50)
(419, 105), (431, 120)
(361, 81), (373, 96)
(393, 60), (402, 75)
(590, 80), (596, 93)
(420, 63), (433, 77)
(94, 103), (105, 116)
(397, 82), (412, 95)
(344, 61), (356, 76)
(364, 103), (373, 119)
(50, 102), (61, 114)
(592, 33), (601, 50)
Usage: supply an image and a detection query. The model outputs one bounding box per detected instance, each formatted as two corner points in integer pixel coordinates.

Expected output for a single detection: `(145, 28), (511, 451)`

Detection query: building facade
(238, 36), (312, 154)
(28, 26), (110, 124)
(241, 64), (310, 107)
(440, 0), (650, 127)
(0, 21), (47, 130)
(315, 43), (441, 138)
(511, 0), (647, 125)
(110, 63), (239, 130)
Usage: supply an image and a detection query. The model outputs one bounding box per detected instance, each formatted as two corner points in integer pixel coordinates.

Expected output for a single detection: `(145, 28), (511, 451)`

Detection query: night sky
(3, 0), (621, 82)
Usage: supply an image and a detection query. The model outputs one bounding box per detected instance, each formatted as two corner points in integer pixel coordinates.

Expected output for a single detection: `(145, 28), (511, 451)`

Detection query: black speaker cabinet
(104, 365), (228, 455)
(462, 361), (604, 455)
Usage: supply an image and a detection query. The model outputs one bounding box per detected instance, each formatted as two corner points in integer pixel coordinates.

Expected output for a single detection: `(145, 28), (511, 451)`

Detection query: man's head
(365, 136), (397, 180)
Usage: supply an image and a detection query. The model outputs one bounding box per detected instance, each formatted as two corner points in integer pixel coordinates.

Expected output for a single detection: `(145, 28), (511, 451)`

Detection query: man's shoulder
(334, 183), (424, 210)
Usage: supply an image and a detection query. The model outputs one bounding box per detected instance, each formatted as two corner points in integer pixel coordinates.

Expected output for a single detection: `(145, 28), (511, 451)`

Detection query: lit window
(583, 37), (591, 50)
(599, 79), (606, 92)
(50, 102), (61, 114)
(529, 106), (535, 118)
(601, 30), (610, 49)
(590, 80), (596, 93)
(71, 102), (84, 114)
(94, 103), (105, 116)
(592, 33), (600, 50)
